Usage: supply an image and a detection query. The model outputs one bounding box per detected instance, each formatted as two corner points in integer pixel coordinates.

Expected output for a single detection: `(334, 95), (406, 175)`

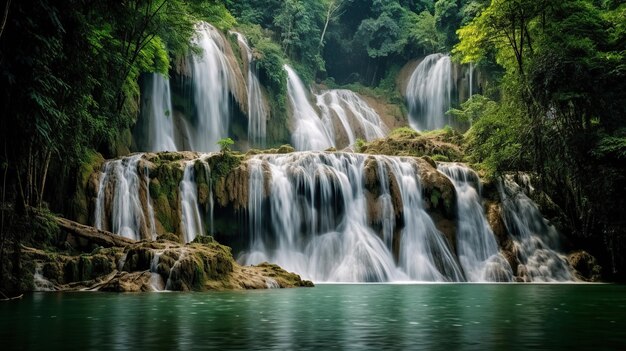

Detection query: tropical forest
(0, 0), (625, 349)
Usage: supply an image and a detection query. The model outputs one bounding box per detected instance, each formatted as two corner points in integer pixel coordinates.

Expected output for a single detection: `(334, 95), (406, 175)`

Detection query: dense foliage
(454, 0), (626, 277)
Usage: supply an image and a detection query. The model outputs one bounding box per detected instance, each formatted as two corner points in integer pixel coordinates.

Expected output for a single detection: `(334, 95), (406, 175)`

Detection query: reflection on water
(1, 284), (625, 350)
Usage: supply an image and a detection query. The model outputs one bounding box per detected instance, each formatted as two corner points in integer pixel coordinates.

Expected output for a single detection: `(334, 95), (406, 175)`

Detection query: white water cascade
(285, 65), (335, 151)
(141, 74), (178, 152)
(317, 89), (387, 147)
(94, 154), (155, 241)
(234, 32), (268, 148)
(189, 22), (235, 151)
(179, 158), (212, 243)
(439, 163), (513, 282)
(406, 53), (453, 131)
(239, 152), (463, 282)
(498, 175), (573, 282)
(285, 65), (389, 150)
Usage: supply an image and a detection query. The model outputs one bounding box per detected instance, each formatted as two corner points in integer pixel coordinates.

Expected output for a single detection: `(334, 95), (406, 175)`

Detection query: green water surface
(1, 284), (625, 350)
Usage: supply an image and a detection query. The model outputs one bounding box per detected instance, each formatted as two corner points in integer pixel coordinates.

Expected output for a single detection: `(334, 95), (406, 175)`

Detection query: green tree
(217, 137), (235, 153)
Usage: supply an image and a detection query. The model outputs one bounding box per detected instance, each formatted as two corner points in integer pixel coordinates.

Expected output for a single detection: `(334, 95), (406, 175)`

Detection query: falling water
(498, 175), (573, 282)
(189, 22), (234, 152)
(316, 89), (387, 147)
(94, 154), (154, 241)
(239, 152), (463, 282)
(149, 250), (165, 291)
(406, 53), (453, 131)
(141, 73), (177, 152)
(285, 65), (335, 151)
(179, 159), (211, 243)
(439, 163), (513, 282)
(469, 62), (474, 99)
(234, 32), (268, 148)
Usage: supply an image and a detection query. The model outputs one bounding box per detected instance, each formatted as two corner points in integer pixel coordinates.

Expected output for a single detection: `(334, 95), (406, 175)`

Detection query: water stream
(406, 53), (453, 131)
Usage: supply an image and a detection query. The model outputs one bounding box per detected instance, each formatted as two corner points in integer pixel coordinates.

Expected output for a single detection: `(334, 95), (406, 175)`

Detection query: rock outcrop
(23, 237), (313, 292)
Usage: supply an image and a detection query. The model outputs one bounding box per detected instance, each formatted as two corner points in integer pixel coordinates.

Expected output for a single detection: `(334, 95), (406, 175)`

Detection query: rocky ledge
(23, 231), (313, 292)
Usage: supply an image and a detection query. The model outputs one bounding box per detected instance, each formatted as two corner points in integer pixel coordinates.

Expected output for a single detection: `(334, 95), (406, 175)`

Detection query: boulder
(568, 251), (602, 282)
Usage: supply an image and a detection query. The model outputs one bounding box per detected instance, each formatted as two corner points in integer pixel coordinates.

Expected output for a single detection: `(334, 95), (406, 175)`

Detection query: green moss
(192, 235), (215, 245)
(156, 194), (175, 233)
(430, 189), (441, 208)
(277, 144), (295, 153)
(207, 152), (242, 187)
(149, 179), (161, 199)
(389, 127), (420, 139)
(431, 154), (450, 162)
(79, 255), (92, 281)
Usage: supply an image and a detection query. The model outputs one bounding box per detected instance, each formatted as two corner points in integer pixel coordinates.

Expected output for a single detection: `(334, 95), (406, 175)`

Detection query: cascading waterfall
(316, 89), (387, 147)
(239, 152), (463, 282)
(179, 158), (212, 243)
(94, 154), (155, 241)
(406, 53), (453, 131)
(189, 22), (234, 152)
(285, 65), (335, 151)
(141, 73), (177, 152)
(285, 65), (389, 150)
(234, 32), (268, 148)
(439, 163), (513, 282)
(468, 62), (474, 99)
(498, 175), (573, 282)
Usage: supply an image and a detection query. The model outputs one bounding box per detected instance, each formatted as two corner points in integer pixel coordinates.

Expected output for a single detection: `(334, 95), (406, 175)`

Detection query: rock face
(24, 237), (313, 292)
(568, 251), (602, 282)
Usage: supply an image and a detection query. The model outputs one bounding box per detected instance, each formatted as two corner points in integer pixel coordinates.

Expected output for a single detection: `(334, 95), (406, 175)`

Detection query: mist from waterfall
(406, 53), (453, 131)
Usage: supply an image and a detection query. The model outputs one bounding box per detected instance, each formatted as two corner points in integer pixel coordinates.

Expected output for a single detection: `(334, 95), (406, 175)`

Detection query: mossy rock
(122, 247), (154, 272)
(192, 235), (215, 245)
(157, 232), (180, 242)
(277, 144), (295, 154)
(158, 152), (186, 162)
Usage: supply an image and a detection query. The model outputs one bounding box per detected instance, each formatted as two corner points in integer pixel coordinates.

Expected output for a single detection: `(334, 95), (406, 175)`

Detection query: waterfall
(406, 53), (453, 131)
(439, 163), (513, 282)
(498, 175), (573, 282)
(189, 22), (234, 152)
(94, 154), (154, 241)
(240, 152), (463, 282)
(179, 159), (211, 243)
(234, 32), (268, 148)
(469, 62), (474, 99)
(285, 65), (389, 150)
(285, 65), (335, 151)
(316, 89), (387, 147)
(141, 73), (177, 152)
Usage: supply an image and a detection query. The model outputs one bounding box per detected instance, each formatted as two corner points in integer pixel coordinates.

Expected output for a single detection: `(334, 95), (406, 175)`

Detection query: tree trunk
(52, 216), (136, 247)
(0, 0), (11, 41)
(38, 149), (51, 208)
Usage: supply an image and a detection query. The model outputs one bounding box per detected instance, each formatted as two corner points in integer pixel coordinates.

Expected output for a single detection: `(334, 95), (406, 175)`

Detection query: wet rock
(100, 271), (153, 292)
(568, 251), (602, 282)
